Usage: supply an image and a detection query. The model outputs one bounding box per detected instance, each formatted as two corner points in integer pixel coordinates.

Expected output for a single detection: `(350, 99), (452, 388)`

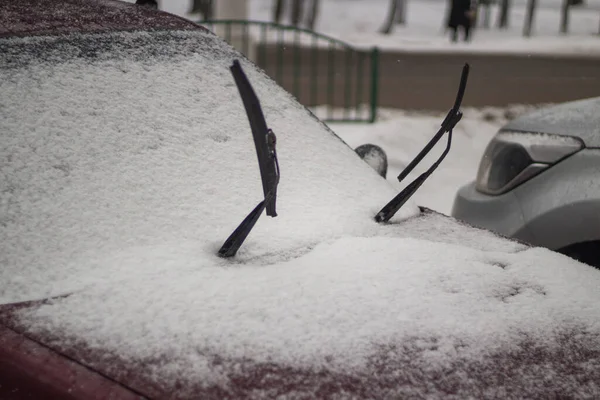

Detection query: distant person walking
(447, 0), (475, 42)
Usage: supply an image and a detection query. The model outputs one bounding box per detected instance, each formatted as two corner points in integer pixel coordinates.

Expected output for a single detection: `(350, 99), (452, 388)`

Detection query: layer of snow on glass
(1, 30), (416, 304)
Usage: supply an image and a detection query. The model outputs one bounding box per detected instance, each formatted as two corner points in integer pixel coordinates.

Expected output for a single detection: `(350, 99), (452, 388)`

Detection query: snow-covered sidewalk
(249, 0), (600, 57)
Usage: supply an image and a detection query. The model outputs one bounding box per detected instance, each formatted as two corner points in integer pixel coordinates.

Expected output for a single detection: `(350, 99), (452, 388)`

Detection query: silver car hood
(501, 96), (600, 147)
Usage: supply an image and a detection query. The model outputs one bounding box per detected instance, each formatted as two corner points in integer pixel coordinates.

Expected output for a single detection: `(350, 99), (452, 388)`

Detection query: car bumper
(451, 182), (534, 244)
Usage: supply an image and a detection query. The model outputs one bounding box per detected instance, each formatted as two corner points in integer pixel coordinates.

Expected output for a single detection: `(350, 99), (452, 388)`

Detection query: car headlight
(476, 131), (583, 195)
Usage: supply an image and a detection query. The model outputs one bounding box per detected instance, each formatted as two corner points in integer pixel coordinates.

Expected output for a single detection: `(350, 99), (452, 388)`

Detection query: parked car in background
(453, 96), (600, 268)
(1, 1), (599, 399)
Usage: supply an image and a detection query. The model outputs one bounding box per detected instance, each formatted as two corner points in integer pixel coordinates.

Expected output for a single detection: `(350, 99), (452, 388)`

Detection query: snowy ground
(250, 0), (600, 55)
(145, 0), (600, 56)
(329, 105), (539, 215)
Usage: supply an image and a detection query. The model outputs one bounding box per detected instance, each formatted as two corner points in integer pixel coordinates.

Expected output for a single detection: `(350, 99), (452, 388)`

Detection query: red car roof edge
(149, 4), (208, 31)
(0, 323), (147, 400)
(0, 0), (208, 39)
(109, 0), (209, 33)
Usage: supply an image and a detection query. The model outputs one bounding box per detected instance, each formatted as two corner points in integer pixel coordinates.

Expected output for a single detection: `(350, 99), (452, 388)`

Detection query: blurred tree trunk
(189, 0), (213, 19)
(442, 0), (451, 31)
(190, 0), (201, 13)
(395, 0), (407, 25)
(497, 0), (511, 29)
(272, 0), (284, 23)
(272, 0), (318, 28)
(523, 0), (537, 36)
(305, 0), (320, 30)
(381, 0), (400, 34)
(560, 0), (571, 33)
(480, 1), (492, 29)
(291, 0), (304, 26)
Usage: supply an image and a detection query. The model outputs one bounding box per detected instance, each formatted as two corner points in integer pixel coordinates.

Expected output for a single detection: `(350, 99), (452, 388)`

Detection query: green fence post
(327, 43), (335, 121)
(242, 21), (249, 56)
(198, 20), (377, 123)
(356, 51), (364, 121)
(293, 29), (301, 100)
(369, 47), (379, 123)
(310, 34), (318, 109)
(259, 23), (267, 69)
(343, 49), (352, 120)
(226, 21), (232, 44)
(276, 27), (284, 85)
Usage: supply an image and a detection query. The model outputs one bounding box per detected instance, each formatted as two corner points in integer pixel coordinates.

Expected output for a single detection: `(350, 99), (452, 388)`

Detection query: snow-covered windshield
(0, 30), (417, 303)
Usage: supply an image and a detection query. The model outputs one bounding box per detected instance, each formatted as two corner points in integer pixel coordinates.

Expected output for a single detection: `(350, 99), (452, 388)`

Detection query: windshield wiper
(218, 60), (280, 258)
(375, 63), (470, 223)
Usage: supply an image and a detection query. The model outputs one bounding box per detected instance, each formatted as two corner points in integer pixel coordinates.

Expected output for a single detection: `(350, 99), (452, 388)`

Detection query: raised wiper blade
(374, 119), (458, 223)
(375, 63), (470, 223)
(230, 59), (279, 217)
(218, 60), (280, 258)
(397, 63), (469, 184)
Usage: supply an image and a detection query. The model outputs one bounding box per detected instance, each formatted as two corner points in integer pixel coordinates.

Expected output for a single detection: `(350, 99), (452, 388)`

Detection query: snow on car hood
(501, 96), (600, 147)
(2, 30), (600, 398)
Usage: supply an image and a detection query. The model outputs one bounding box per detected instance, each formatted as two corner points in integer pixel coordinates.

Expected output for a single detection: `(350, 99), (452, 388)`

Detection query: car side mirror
(355, 144), (388, 178)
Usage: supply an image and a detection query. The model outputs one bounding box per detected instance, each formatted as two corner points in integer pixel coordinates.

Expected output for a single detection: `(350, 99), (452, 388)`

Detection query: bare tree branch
(523, 0), (537, 36)
(560, 0), (571, 33)
(497, 0), (511, 29)
(272, 0), (285, 23)
(189, 0), (213, 20)
(291, 0), (304, 26)
(305, 0), (320, 30)
(395, 0), (407, 25)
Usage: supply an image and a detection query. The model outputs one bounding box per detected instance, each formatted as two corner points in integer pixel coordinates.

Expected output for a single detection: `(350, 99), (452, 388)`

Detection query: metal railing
(198, 19), (379, 123)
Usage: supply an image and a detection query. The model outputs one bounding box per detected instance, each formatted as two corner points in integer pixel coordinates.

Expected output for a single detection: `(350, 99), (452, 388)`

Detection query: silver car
(452, 96), (600, 267)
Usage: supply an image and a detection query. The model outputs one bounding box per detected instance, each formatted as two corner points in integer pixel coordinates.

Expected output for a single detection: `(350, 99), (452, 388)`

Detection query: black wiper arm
(230, 60), (279, 217)
(374, 118), (458, 223)
(218, 196), (272, 258)
(375, 63), (470, 223)
(397, 63), (469, 184)
(218, 60), (280, 258)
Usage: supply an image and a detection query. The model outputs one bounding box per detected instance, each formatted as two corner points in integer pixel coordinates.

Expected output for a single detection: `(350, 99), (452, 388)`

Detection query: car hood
(501, 96), (600, 147)
(2, 30), (600, 399)
(3, 211), (600, 398)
